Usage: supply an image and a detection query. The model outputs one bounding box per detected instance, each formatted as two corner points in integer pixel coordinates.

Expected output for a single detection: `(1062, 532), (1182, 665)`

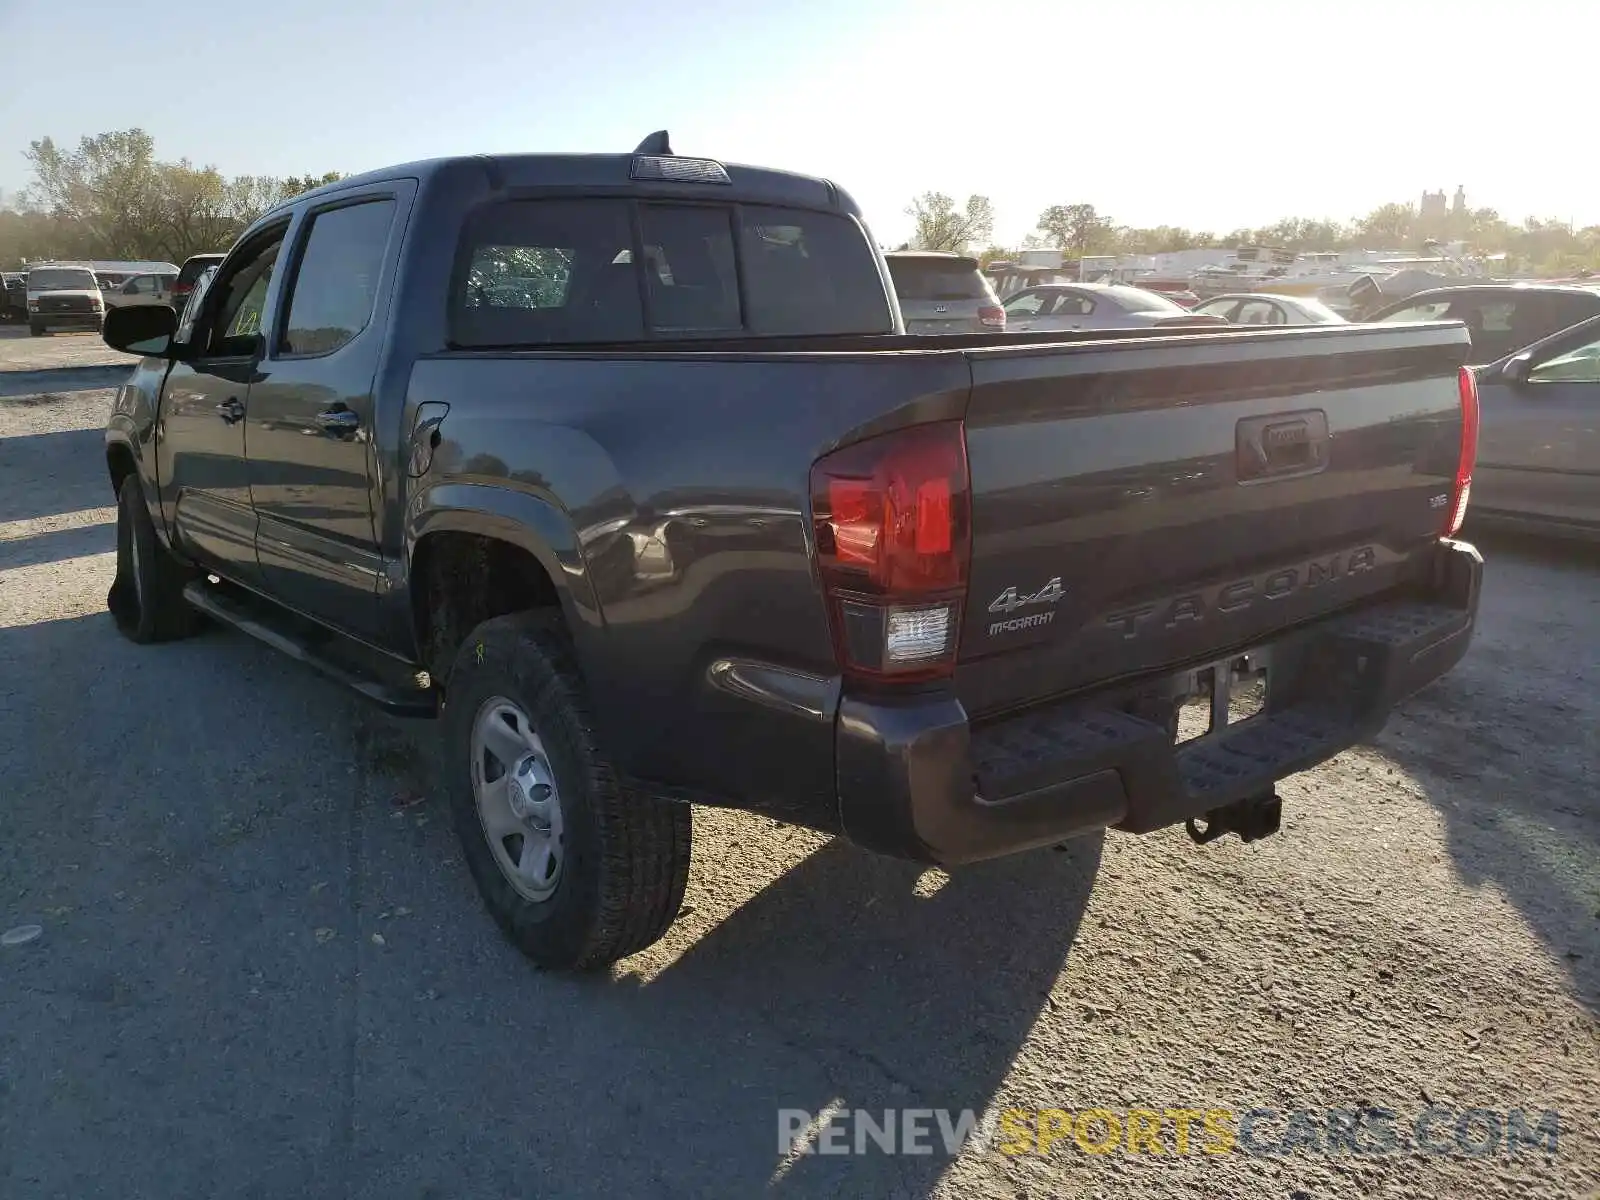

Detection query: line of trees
(0, 129), (342, 266)
(906, 192), (1600, 275)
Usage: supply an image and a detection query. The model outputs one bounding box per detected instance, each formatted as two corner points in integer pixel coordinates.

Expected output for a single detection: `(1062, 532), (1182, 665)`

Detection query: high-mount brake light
(810, 421), (971, 682)
(629, 156), (732, 185)
(1446, 365), (1480, 536)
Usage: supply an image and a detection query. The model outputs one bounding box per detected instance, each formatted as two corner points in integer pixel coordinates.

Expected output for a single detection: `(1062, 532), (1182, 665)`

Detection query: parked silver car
(1191, 293), (1347, 326)
(884, 251), (1004, 333)
(103, 271), (178, 309)
(1001, 283), (1226, 332)
(1470, 312), (1600, 541)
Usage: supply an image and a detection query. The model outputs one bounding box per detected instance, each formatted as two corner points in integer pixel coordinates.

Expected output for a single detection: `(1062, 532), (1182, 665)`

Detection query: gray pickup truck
(100, 133), (1483, 969)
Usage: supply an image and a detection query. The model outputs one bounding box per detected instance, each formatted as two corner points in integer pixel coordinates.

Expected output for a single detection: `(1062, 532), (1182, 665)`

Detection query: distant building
(1420, 189), (1448, 220)
(1453, 185), (1467, 215)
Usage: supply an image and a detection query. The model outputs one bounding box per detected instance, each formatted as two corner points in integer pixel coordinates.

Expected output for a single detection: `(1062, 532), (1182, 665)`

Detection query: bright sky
(2, 0), (1593, 245)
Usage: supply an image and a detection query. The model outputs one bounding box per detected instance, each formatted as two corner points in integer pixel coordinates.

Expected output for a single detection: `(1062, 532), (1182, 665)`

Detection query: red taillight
(1446, 365), (1479, 536)
(978, 304), (1006, 328)
(810, 421), (971, 682)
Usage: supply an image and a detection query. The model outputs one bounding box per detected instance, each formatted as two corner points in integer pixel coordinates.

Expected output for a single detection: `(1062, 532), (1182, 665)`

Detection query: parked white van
(25, 262), (106, 336)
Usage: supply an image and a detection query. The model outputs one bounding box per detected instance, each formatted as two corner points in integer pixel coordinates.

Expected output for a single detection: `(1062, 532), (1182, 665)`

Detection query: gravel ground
(1, 376), (1596, 1200)
(0, 323), (138, 373)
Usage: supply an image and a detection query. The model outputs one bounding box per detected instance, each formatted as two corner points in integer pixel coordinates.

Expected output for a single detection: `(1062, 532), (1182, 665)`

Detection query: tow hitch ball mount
(1187, 790), (1283, 845)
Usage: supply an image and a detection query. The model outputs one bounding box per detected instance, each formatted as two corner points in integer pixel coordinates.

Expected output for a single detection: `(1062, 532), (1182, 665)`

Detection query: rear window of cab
(450, 199), (894, 346)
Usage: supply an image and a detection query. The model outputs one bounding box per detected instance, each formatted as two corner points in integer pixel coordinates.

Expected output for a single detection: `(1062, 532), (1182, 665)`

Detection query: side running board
(182, 581), (438, 718)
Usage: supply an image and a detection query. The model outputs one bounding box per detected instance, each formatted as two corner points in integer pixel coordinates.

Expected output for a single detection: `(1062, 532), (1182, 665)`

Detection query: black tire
(442, 610), (692, 970)
(108, 474), (204, 643)
(28, 321), (46, 337)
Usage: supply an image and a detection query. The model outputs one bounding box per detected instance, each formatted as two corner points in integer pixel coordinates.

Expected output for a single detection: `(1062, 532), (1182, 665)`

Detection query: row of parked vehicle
(1, 256), (224, 335)
(886, 250), (1598, 541)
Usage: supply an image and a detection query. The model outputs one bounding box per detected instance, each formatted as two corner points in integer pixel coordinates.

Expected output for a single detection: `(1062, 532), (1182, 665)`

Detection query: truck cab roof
(270, 136), (852, 222)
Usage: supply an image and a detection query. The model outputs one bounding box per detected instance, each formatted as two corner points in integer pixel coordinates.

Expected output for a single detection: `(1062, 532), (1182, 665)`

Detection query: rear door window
(279, 198), (396, 357)
(1377, 299), (1454, 322)
(1003, 290), (1050, 318)
(1235, 299), (1284, 325)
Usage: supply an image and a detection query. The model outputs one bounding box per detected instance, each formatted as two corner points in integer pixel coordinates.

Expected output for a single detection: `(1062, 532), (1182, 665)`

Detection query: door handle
(315, 408), (362, 436)
(214, 398), (245, 424)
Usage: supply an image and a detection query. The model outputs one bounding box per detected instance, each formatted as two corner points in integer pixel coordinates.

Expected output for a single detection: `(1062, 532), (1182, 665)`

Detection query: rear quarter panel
(402, 352), (969, 823)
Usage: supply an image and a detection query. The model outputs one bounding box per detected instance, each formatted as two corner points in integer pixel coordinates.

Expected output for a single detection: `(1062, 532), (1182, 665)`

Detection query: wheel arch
(405, 483), (603, 687)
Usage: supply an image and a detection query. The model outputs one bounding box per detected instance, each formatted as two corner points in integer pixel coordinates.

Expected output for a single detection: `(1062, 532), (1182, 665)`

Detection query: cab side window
(199, 225), (290, 357)
(280, 199), (397, 356)
(1529, 334), (1600, 385)
(1003, 290), (1049, 318)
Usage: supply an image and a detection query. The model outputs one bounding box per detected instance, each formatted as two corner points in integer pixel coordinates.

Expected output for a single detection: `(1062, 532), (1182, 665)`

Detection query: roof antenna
(634, 130), (673, 156)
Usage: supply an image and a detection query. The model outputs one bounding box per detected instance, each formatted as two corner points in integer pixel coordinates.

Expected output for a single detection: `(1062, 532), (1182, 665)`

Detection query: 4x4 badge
(988, 577), (1066, 614)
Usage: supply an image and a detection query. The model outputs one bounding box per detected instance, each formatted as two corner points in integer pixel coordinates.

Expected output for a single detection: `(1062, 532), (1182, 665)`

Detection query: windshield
(886, 258), (993, 302)
(1105, 285), (1185, 313)
(28, 268), (98, 291)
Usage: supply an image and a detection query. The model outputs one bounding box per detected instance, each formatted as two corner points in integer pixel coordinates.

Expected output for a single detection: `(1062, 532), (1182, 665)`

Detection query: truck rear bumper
(836, 539), (1482, 865)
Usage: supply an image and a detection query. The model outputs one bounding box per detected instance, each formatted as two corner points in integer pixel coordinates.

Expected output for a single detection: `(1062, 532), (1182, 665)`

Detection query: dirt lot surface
(0, 323), (138, 373)
(2, 375), (1596, 1200)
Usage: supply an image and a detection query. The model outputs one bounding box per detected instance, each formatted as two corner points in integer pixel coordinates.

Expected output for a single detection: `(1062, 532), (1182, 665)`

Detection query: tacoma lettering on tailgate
(1104, 545), (1379, 641)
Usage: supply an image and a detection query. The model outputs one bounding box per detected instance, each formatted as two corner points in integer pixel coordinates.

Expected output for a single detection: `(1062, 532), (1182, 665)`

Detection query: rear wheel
(108, 474), (204, 643)
(442, 611), (692, 970)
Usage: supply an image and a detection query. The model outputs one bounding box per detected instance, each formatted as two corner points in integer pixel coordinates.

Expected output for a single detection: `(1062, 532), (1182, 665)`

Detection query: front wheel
(108, 474), (204, 643)
(441, 611), (692, 970)
(28, 321), (45, 337)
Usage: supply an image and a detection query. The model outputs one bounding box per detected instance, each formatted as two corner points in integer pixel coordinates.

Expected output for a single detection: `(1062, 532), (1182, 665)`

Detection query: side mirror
(1501, 355), (1532, 385)
(104, 303), (177, 357)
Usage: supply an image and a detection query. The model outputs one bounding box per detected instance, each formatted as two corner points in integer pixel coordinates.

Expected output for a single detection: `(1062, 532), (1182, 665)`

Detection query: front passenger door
(156, 222), (289, 588)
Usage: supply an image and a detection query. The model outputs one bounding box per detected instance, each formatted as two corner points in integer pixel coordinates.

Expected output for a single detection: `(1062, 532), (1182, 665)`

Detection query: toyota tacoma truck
(100, 133), (1483, 970)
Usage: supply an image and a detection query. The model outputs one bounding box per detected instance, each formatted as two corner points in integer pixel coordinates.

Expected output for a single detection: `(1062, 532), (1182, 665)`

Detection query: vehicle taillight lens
(978, 305), (1006, 328)
(810, 421), (971, 682)
(1446, 365), (1479, 536)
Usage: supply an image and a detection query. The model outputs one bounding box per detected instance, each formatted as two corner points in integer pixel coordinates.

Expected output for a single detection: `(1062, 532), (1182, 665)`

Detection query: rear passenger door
(245, 185), (412, 639)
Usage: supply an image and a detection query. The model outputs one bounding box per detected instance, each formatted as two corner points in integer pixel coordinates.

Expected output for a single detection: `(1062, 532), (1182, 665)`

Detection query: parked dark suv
(1, 272), (25, 322)
(884, 251), (1004, 333)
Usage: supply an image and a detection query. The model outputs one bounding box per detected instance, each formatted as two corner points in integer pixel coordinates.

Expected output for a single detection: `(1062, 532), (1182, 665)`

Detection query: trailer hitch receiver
(1186, 790), (1283, 845)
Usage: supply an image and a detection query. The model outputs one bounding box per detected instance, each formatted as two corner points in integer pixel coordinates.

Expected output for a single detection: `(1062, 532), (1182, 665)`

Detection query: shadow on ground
(1, 605), (1099, 1200)
(1372, 531), (1599, 1013)
(0, 426), (109, 524)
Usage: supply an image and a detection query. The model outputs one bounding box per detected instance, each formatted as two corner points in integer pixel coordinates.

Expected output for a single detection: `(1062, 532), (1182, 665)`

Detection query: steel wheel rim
(470, 697), (566, 902)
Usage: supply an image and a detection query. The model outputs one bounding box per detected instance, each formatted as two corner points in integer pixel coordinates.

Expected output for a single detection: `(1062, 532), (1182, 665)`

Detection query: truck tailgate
(956, 323), (1471, 718)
